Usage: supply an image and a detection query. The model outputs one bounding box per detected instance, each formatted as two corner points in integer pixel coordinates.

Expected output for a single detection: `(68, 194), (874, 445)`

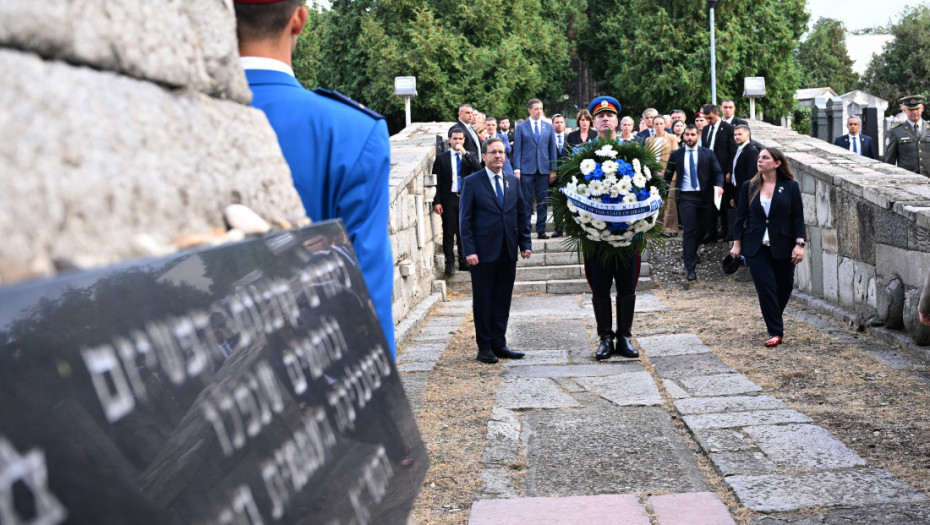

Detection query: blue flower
(616, 160), (634, 177)
(600, 194), (623, 204)
(608, 222), (628, 231)
(585, 165), (604, 181)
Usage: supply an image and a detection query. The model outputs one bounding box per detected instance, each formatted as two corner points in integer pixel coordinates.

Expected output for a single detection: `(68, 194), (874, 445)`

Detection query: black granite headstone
(0, 221), (427, 524)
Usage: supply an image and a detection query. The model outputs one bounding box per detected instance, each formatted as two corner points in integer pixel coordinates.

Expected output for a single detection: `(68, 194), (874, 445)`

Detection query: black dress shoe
(615, 336), (640, 358)
(687, 269), (697, 281)
(595, 337), (614, 361)
(551, 231), (563, 238)
(537, 232), (549, 239)
(444, 264), (455, 276)
(476, 349), (499, 364)
(492, 346), (525, 359)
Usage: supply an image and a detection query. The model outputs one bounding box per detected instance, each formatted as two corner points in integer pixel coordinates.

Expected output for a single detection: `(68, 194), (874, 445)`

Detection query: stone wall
(0, 0), (304, 284)
(751, 122), (930, 345)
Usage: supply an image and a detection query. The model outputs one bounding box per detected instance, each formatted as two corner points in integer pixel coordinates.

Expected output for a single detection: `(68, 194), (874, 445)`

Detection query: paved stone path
(397, 292), (930, 524)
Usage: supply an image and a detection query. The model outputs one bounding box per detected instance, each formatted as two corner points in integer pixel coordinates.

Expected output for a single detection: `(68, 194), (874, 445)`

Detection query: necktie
(689, 150), (698, 190)
(534, 121), (540, 141)
(495, 175), (505, 208)
(732, 146), (743, 184)
(709, 124), (718, 150)
(852, 137), (859, 154)
(558, 134), (563, 149)
(456, 152), (463, 190)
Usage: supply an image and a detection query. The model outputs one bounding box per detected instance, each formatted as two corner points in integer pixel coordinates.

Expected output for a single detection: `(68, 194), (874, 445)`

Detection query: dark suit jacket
(833, 133), (875, 159)
(723, 116), (748, 128)
(554, 133), (573, 161)
(432, 149), (481, 208)
(566, 128), (596, 147)
(513, 119), (558, 175)
(732, 142), (760, 193)
(665, 146), (725, 205)
(459, 169), (531, 263)
(734, 179), (805, 259)
(702, 120), (737, 176)
(449, 120), (480, 159)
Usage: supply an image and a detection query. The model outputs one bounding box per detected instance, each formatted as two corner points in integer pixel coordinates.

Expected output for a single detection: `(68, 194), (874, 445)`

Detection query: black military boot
(592, 297), (615, 361)
(615, 294), (640, 358)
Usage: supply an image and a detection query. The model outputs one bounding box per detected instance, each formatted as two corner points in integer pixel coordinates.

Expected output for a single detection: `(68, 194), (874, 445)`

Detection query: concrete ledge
(394, 292), (443, 348)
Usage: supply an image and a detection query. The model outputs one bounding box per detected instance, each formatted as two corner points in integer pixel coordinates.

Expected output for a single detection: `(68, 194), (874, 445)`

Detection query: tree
(578, 0), (808, 119)
(796, 18), (859, 95)
(860, 5), (930, 115)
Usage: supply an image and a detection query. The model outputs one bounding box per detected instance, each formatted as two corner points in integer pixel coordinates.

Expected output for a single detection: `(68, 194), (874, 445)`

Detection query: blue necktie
(852, 137), (859, 154)
(456, 152), (463, 189)
(495, 175), (505, 208)
(689, 150), (698, 190)
(534, 122), (540, 141)
(558, 134), (563, 149)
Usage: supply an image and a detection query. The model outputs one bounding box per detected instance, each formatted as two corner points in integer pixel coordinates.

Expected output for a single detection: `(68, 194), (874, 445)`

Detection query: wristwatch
(795, 241), (806, 247)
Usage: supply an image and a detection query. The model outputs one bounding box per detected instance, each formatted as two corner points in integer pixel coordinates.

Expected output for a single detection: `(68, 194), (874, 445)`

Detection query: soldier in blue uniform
(234, 0), (395, 356)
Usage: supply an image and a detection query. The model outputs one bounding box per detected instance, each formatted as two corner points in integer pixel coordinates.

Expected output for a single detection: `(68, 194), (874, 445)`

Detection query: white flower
(617, 177), (632, 194)
(595, 145), (617, 159)
(650, 185), (659, 197)
(588, 179), (606, 196)
(603, 175), (618, 186)
(632, 158), (642, 175)
(609, 184), (621, 198)
(580, 159), (597, 175)
(577, 183), (588, 195)
(644, 166), (652, 178)
(587, 232), (601, 241)
(599, 229), (614, 240)
(591, 219), (607, 230)
(578, 211), (592, 223)
(566, 200), (578, 213)
(623, 194), (637, 204)
(601, 160), (619, 174)
(632, 174), (648, 188)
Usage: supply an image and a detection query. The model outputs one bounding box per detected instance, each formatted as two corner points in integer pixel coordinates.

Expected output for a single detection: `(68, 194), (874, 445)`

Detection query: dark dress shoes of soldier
(595, 337), (615, 360)
(492, 346), (525, 359)
(476, 348), (499, 364)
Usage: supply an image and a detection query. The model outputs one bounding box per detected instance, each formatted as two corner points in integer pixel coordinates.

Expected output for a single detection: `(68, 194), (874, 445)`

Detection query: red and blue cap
(588, 96), (621, 116)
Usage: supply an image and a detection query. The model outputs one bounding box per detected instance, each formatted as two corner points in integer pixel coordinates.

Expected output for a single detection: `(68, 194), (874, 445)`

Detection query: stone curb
(394, 292), (443, 348)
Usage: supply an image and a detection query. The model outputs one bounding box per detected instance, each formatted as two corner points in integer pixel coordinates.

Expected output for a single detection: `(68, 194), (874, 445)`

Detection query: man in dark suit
(550, 114), (572, 238)
(460, 137), (532, 363)
(729, 124), (760, 232)
(700, 103), (737, 242)
(720, 98), (748, 127)
(834, 116), (875, 159)
(513, 98), (558, 239)
(666, 125), (725, 281)
(433, 129), (481, 275)
(449, 104), (482, 163)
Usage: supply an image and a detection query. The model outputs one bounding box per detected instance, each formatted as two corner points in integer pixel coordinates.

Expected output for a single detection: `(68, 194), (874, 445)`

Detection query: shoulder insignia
(891, 122), (903, 129)
(312, 88), (385, 120)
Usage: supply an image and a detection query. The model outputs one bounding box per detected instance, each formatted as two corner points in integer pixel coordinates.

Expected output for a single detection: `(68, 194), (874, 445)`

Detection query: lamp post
(708, 0), (718, 106)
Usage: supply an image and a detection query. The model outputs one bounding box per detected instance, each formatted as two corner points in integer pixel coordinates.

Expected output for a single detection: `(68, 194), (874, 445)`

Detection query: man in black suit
(433, 129), (481, 275)
(729, 124), (760, 232)
(460, 137), (532, 363)
(666, 125), (724, 281)
(701, 103), (737, 242)
(550, 114), (572, 237)
(635, 107), (659, 140)
(833, 116), (875, 159)
(449, 104), (482, 163)
(720, 98), (748, 127)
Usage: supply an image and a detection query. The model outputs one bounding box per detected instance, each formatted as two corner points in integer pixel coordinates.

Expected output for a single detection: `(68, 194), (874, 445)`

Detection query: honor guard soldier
(885, 95), (930, 177)
(234, 0), (396, 356)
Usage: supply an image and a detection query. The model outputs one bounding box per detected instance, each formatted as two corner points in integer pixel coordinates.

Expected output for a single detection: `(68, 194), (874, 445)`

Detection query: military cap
(900, 95), (924, 109)
(588, 96), (621, 116)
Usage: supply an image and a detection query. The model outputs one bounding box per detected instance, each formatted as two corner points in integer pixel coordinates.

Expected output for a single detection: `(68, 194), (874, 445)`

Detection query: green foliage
(860, 4), (930, 116)
(792, 105), (812, 134)
(796, 18), (859, 95)
(578, 0), (808, 118)
(293, 0), (576, 131)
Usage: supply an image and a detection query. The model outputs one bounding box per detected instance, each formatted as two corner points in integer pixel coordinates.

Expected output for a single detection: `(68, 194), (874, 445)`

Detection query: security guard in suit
(885, 95), (930, 177)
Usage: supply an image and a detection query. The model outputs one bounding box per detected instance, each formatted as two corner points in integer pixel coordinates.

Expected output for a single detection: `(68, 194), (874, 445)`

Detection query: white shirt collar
(240, 56), (295, 77)
(485, 167), (503, 179)
(686, 144), (699, 153)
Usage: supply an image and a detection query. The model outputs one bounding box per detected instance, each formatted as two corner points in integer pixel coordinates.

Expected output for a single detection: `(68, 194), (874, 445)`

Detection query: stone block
(546, 279), (599, 294)
(836, 192), (860, 259)
(509, 295), (589, 318)
(501, 363), (643, 378)
(0, 50), (304, 284)
(856, 201), (876, 264)
(743, 424), (866, 470)
(513, 281), (547, 294)
(727, 469), (925, 512)
(648, 492), (737, 525)
(691, 428), (756, 453)
(709, 450), (778, 476)
(876, 244), (930, 288)
(823, 502), (930, 525)
(507, 318), (590, 353)
(634, 334), (711, 357)
(815, 180), (833, 227)
(822, 251), (839, 302)
(837, 257), (855, 307)
(523, 405), (709, 496)
(501, 350), (570, 367)
(678, 374), (763, 397)
(874, 206), (910, 249)
(517, 264), (583, 281)
(0, 0), (250, 103)
(903, 287), (930, 345)
(662, 379), (690, 399)
(546, 252), (582, 266)
(497, 378), (580, 409)
(821, 228), (838, 253)
(683, 409), (812, 430)
(674, 395), (787, 415)
(800, 170), (815, 194)
(478, 468), (517, 498)
(650, 353), (736, 380)
(809, 227), (824, 296)
(794, 254), (811, 293)
(909, 222), (930, 252)
(469, 495), (650, 525)
(853, 261), (876, 309)
(634, 294), (668, 312)
(575, 372), (663, 406)
(801, 193), (817, 226)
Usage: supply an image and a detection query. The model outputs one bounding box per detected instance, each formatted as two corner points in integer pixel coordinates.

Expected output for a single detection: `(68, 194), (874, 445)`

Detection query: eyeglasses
(485, 150), (507, 155)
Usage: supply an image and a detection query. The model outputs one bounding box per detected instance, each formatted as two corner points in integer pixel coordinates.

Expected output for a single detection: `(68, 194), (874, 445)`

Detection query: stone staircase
(438, 236), (653, 295)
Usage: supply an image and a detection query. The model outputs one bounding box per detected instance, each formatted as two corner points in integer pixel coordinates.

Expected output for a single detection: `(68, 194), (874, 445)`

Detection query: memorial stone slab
(523, 404), (708, 496)
(684, 410), (812, 430)
(675, 395), (787, 415)
(679, 374), (764, 397)
(500, 363), (642, 378)
(650, 353), (736, 380)
(0, 221), (427, 524)
(496, 378), (580, 409)
(742, 424), (867, 470)
(574, 372), (663, 406)
(727, 469), (925, 512)
(635, 334), (711, 357)
(506, 318), (590, 353)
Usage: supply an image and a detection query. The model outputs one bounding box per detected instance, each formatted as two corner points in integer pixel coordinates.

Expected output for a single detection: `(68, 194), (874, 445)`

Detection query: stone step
(447, 276), (653, 295)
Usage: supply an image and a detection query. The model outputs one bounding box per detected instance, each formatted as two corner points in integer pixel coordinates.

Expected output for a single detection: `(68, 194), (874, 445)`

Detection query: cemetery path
(398, 271), (930, 525)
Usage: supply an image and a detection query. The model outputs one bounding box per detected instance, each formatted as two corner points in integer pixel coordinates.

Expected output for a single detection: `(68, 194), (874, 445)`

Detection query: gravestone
(0, 221), (427, 524)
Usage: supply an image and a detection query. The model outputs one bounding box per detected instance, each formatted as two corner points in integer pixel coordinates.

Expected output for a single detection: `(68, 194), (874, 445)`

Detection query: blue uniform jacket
(512, 119), (558, 175)
(459, 170), (531, 263)
(245, 69), (396, 355)
(734, 179), (805, 259)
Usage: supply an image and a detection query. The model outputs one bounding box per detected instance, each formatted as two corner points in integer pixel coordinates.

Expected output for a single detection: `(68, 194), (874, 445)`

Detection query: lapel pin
(778, 186), (784, 193)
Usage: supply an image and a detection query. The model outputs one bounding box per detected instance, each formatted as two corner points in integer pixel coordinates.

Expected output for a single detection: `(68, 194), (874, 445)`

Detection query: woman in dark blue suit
(729, 147), (806, 347)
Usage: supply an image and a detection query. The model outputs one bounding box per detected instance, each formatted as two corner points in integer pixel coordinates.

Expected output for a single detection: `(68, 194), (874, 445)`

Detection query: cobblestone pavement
(398, 292), (930, 524)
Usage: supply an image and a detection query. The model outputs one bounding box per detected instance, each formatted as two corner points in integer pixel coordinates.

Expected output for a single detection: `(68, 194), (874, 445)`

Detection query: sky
(806, 0), (920, 31)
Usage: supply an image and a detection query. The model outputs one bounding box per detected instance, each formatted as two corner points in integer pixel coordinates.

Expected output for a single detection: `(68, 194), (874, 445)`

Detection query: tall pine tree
(796, 18), (859, 95)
